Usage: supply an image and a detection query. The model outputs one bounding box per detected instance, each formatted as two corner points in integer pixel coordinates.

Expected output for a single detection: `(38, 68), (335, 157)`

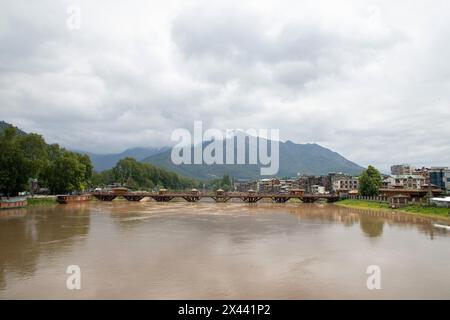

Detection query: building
(234, 179), (257, 192)
(391, 164), (415, 176)
(328, 173), (359, 192)
(257, 178), (280, 193)
(383, 174), (426, 189)
(413, 167), (429, 179)
(279, 179), (294, 193)
(311, 185), (326, 194)
(445, 171), (450, 193)
(429, 167), (450, 191)
(296, 175), (329, 193)
(332, 176), (359, 192)
(430, 196), (450, 208)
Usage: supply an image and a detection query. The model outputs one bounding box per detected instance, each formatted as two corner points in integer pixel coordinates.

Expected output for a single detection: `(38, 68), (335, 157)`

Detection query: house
(331, 175), (359, 192)
(383, 175), (426, 189)
(257, 178), (280, 193)
(296, 175), (329, 192)
(311, 185), (326, 194)
(391, 164), (415, 175)
(234, 179), (257, 192)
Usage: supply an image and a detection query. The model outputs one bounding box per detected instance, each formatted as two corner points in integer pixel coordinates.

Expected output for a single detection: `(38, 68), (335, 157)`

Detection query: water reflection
(105, 202), (448, 240)
(0, 204), (90, 290)
(283, 204), (446, 239)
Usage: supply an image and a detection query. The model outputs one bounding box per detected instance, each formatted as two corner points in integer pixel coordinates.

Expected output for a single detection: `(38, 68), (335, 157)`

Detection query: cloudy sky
(1, 0), (449, 171)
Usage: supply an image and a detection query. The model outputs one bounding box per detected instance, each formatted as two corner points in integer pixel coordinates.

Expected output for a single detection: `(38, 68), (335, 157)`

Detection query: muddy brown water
(0, 201), (449, 299)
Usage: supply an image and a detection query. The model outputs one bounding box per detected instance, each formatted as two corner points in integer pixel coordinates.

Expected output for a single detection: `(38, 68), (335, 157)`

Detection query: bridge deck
(92, 192), (340, 203)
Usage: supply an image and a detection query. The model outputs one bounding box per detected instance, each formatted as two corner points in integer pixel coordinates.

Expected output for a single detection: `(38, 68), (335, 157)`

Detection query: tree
(0, 126), (95, 196)
(0, 127), (29, 195)
(107, 157), (196, 191)
(90, 169), (115, 188)
(359, 165), (383, 196)
(206, 174), (233, 191)
(43, 150), (93, 194)
(16, 133), (48, 179)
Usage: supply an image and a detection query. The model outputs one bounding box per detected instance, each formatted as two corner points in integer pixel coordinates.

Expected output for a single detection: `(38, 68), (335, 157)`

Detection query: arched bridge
(92, 190), (340, 204)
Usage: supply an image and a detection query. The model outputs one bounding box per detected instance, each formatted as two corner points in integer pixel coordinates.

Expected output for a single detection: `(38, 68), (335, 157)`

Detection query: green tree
(16, 133), (48, 180)
(106, 157), (196, 191)
(90, 169), (115, 188)
(0, 126), (95, 196)
(358, 165), (383, 197)
(0, 127), (29, 195)
(44, 150), (93, 194)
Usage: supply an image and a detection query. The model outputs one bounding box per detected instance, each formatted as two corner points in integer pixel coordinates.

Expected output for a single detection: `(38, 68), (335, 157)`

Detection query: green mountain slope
(81, 147), (169, 171)
(142, 136), (364, 179)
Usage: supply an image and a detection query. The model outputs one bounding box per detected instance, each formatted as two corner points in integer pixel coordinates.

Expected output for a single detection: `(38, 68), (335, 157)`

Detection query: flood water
(0, 201), (449, 299)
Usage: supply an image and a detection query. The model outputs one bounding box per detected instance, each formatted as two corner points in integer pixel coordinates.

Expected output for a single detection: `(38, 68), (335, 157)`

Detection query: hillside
(0, 121), (27, 135)
(142, 135), (364, 179)
(82, 147), (169, 171)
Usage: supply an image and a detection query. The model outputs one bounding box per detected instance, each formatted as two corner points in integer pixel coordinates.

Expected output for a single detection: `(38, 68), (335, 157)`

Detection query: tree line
(0, 127), (93, 196)
(0, 127), (199, 196)
(91, 157), (199, 191)
(205, 174), (232, 191)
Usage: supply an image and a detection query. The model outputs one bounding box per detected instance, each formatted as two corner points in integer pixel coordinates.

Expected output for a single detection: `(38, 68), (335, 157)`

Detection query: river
(0, 201), (449, 299)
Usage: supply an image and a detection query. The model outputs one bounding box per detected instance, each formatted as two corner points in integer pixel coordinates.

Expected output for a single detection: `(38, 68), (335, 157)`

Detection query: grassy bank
(336, 199), (450, 219)
(336, 199), (390, 210)
(27, 197), (57, 206)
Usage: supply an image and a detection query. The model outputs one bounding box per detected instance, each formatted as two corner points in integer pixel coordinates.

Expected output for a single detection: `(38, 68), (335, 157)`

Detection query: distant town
(232, 165), (450, 195)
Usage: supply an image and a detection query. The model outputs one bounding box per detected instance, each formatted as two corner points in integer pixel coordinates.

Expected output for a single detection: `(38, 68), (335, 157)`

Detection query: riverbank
(26, 197), (57, 206)
(336, 199), (450, 220)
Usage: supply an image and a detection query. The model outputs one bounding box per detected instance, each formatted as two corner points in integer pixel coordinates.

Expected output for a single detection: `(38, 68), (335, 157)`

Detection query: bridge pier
(272, 196), (291, 203)
(241, 196), (262, 203)
(123, 195), (146, 201)
(302, 197), (317, 203)
(211, 196), (231, 202)
(93, 194), (117, 201)
(149, 196), (174, 202)
(182, 196), (201, 202)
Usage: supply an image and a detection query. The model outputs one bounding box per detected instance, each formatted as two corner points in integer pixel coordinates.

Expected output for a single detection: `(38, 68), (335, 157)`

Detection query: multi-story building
(296, 175), (329, 193)
(311, 185), (326, 194)
(444, 171), (450, 193)
(331, 175), (359, 192)
(391, 164), (415, 176)
(279, 179), (294, 193)
(234, 179), (257, 192)
(429, 167), (450, 191)
(414, 167), (430, 180)
(383, 175), (426, 189)
(328, 173), (359, 192)
(257, 178), (280, 193)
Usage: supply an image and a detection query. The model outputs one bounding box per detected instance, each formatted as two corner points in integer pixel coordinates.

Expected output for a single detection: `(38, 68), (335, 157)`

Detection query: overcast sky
(1, 0), (449, 171)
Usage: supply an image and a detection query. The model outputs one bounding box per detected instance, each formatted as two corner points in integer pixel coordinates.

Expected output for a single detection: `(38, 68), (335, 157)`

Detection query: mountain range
(80, 147), (170, 172)
(1, 121), (365, 179)
(140, 136), (364, 179)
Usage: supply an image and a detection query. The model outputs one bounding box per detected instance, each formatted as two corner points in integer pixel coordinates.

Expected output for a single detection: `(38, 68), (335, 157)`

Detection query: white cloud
(0, 0), (449, 171)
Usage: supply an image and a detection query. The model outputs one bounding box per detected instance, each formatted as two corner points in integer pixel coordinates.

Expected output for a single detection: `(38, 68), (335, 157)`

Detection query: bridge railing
(93, 191), (341, 199)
